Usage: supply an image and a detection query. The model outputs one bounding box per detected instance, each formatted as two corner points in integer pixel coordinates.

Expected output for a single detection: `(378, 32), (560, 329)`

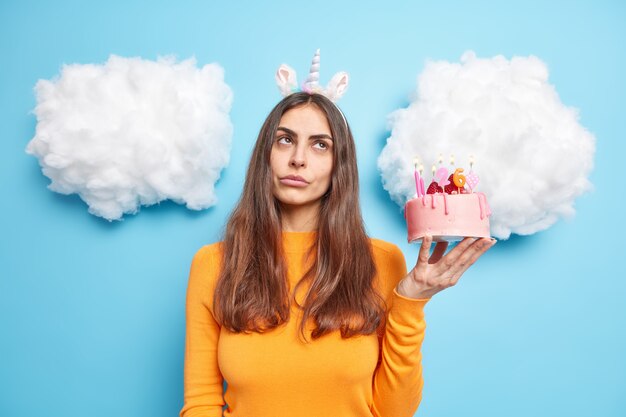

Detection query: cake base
(405, 192), (491, 244)
(409, 235), (470, 243)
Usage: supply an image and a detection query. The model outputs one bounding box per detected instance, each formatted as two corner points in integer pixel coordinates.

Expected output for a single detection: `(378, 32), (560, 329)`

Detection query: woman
(180, 92), (495, 417)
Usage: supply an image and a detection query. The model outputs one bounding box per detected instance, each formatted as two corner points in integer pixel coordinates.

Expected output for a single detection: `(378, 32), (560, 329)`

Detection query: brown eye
(277, 136), (293, 145)
(313, 141), (328, 150)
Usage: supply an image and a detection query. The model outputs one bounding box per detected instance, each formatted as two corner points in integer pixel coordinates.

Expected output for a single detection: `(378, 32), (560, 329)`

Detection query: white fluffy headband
(275, 49), (349, 103)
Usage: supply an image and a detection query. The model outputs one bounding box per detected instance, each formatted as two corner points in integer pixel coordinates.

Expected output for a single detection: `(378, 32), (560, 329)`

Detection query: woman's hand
(396, 236), (496, 300)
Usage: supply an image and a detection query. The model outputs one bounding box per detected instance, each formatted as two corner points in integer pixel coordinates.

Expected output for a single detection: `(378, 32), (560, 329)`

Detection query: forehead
(278, 104), (331, 135)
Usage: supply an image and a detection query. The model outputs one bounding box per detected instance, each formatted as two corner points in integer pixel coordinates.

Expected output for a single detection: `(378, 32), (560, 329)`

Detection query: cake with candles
(405, 156), (492, 243)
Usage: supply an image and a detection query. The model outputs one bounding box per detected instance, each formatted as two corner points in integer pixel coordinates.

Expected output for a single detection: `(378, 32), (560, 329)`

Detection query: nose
(289, 144), (306, 168)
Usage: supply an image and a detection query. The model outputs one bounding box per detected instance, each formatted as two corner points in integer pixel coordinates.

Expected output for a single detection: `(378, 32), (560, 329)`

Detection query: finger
(434, 237), (476, 273)
(448, 238), (495, 282)
(429, 241), (448, 264)
(416, 235), (433, 268)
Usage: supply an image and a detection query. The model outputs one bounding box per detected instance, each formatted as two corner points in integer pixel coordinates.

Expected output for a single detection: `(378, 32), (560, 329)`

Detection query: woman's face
(270, 104), (334, 210)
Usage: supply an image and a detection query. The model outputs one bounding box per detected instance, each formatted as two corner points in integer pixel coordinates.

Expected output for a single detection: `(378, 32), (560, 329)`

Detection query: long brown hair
(214, 92), (385, 340)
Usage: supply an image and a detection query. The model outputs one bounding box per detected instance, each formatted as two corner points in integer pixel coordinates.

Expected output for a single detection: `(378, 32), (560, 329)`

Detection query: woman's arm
(371, 236), (494, 417)
(180, 245), (225, 417)
(371, 245), (429, 417)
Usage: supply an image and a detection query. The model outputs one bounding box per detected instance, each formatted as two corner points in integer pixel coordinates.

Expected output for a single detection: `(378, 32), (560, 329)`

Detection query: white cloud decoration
(26, 54), (233, 221)
(378, 51), (595, 239)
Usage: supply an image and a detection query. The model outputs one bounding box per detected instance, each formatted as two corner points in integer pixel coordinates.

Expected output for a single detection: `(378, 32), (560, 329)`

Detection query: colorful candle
(413, 157), (422, 197)
(466, 171), (480, 192)
(418, 164), (425, 196)
(466, 155), (479, 191)
(452, 168), (466, 193)
(435, 167), (450, 188)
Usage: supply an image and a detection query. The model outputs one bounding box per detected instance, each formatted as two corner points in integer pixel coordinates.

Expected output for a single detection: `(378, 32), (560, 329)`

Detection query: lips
(279, 175), (309, 187)
(282, 175), (308, 183)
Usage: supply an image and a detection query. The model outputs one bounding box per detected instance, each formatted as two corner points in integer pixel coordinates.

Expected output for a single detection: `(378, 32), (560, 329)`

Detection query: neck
(280, 201), (320, 232)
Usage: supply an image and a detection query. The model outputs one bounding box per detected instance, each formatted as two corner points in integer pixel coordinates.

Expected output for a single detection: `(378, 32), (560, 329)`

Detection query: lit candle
(413, 157), (422, 197)
(431, 164), (436, 180)
(418, 164), (425, 196)
(466, 171), (480, 192)
(453, 168), (466, 189)
(436, 167), (450, 189)
(466, 155), (479, 192)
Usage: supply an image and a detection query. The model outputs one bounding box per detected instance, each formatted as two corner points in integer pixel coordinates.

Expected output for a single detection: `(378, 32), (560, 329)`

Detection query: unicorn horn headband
(275, 49), (349, 103)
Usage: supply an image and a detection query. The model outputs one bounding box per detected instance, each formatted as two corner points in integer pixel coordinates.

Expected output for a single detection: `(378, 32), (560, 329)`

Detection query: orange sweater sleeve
(371, 244), (430, 417)
(180, 245), (225, 417)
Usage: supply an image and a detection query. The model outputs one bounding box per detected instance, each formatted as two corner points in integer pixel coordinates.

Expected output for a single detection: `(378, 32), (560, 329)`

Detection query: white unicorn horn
(302, 49), (321, 93)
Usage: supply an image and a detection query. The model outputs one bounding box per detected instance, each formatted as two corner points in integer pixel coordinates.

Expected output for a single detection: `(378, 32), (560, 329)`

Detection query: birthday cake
(405, 160), (491, 243)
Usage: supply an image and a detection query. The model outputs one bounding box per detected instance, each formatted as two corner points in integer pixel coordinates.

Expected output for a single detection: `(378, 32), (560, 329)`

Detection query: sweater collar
(281, 230), (317, 253)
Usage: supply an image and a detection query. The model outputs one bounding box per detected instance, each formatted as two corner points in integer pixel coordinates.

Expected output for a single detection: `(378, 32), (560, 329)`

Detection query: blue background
(1, 1), (624, 416)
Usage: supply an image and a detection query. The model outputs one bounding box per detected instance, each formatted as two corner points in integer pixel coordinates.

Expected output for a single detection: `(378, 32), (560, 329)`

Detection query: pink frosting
(404, 193), (491, 243)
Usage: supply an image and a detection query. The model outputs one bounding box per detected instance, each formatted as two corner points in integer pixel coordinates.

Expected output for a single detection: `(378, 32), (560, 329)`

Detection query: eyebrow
(276, 126), (333, 141)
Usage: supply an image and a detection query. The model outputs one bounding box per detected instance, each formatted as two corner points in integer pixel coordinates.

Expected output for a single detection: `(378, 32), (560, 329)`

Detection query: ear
(325, 71), (349, 102)
(275, 64), (298, 97)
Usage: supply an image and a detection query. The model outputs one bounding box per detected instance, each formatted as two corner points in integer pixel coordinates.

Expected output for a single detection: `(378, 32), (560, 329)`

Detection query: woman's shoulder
(191, 241), (225, 262)
(368, 237), (407, 297)
(368, 237), (405, 261)
(187, 241), (225, 290)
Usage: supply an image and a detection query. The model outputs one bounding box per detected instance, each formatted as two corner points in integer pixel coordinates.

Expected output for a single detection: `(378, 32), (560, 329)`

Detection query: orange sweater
(180, 231), (429, 417)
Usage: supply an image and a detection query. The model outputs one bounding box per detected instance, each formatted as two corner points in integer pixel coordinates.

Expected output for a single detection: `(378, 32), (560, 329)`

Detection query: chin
(278, 198), (320, 208)
(274, 193), (323, 208)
